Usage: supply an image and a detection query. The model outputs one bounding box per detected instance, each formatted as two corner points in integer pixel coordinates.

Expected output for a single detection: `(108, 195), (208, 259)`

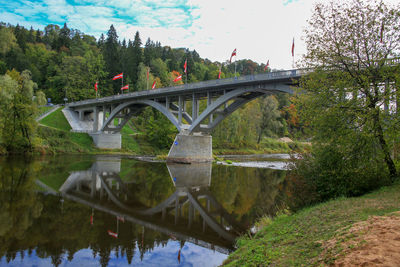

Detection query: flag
(90, 215), (93, 225)
(291, 38), (295, 57)
(94, 82), (98, 91)
(230, 48), (237, 63)
(173, 75), (182, 82)
(184, 59), (187, 74)
(112, 73), (123, 80)
(121, 84), (129, 90)
(218, 69), (221, 79)
(178, 249), (181, 263)
(107, 230), (118, 238)
(152, 80), (157, 89)
(380, 21), (384, 43)
(264, 60), (269, 71)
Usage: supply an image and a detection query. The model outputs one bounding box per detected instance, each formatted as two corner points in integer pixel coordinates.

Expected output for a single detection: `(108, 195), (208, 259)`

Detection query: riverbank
(32, 107), (310, 156)
(223, 182), (400, 266)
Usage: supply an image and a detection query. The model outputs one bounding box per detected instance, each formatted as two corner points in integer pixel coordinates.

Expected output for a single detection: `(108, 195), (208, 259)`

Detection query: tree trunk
(373, 109), (397, 182)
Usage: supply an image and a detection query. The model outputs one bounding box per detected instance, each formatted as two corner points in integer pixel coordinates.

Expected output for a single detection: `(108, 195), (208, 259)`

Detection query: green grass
(38, 106), (54, 115)
(39, 107), (71, 131)
(223, 182), (400, 266)
(214, 138), (310, 155)
(37, 107), (161, 155)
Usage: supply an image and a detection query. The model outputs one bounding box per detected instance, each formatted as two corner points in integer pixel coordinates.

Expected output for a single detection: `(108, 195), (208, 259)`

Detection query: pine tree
(103, 25), (120, 94)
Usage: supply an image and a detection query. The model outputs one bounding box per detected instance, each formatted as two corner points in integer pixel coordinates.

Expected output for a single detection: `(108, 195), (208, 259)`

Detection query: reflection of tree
(119, 160), (175, 207)
(0, 157), (43, 258)
(210, 165), (288, 226)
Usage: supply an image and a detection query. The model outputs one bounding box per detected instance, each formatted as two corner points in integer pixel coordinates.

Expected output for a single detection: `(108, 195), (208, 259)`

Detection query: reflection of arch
(97, 174), (240, 241)
(58, 168), (245, 245)
(101, 99), (181, 132)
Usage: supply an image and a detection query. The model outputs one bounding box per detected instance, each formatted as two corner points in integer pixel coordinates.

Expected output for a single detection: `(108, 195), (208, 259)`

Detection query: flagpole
(147, 67), (149, 90)
(234, 57), (237, 78)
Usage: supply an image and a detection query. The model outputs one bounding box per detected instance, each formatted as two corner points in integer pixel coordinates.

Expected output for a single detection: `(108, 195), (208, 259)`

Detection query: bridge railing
(173, 68), (308, 91)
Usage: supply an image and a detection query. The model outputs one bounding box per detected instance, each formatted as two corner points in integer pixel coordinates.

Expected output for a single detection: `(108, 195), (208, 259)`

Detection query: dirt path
(329, 212), (400, 266)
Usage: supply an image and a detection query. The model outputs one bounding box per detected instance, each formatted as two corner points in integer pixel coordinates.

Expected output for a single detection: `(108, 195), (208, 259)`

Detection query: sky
(0, 0), (320, 69)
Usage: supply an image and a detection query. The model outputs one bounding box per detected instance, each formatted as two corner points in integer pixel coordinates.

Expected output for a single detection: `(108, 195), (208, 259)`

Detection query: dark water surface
(0, 155), (290, 267)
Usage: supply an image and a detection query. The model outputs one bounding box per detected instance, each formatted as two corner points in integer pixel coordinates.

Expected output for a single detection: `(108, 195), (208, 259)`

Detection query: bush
(290, 142), (391, 205)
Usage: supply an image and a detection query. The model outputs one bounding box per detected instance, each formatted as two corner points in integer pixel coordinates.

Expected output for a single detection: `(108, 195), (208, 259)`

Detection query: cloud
(1, 0), (316, 69)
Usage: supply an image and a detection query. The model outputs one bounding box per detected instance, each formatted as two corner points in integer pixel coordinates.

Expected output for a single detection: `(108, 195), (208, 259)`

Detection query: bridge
(64, 69), (305, 162)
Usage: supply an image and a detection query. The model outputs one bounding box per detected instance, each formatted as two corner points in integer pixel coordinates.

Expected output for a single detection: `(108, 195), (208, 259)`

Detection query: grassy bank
(37, 107), (163, 155)
(224, 182), (400, 266)
(214, 137), (310, 155)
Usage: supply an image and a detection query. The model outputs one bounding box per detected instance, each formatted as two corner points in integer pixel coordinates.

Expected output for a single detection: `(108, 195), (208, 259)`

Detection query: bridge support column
(167, 133), (213, 163)
(90, 132), (121, 149)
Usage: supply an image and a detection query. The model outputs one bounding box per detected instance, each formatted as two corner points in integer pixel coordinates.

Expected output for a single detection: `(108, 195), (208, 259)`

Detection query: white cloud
(4, 0), (320, 69)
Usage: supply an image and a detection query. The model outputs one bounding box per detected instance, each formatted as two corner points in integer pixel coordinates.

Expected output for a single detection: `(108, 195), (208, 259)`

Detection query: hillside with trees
(0, 22), (305, 153)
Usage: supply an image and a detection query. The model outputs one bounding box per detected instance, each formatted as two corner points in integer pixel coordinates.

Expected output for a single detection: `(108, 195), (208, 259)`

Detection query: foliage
(295, 0), (400, 200)
(0, 70), (38, 152)
(0, 21), (309, 152)
(144, 109), (178, 149)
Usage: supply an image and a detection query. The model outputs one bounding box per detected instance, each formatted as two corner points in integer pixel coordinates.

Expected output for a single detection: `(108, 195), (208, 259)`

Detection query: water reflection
(58, 157), (243, 254)
(0, 155), (290, 266)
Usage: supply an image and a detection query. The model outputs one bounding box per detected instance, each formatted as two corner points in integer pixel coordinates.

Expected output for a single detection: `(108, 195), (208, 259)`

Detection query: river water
(0, 155), (291, 267)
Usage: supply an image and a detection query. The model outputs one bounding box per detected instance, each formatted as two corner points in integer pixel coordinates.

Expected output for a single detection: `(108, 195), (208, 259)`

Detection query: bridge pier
(90, 132), (121, 149)
(167, 132), (213, 163)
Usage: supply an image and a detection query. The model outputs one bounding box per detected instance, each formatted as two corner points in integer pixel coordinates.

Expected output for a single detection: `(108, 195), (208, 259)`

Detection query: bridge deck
(68, 69), (305, 109)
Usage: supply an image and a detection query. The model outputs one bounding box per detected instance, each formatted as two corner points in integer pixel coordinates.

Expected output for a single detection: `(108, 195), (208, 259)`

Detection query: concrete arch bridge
(64, 69), (304, 162)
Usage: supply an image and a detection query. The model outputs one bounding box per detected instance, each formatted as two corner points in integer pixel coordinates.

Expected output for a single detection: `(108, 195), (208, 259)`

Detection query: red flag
(152, 80), (157, 89)
(107, 230), (118, 238)
(184, 59), (187, 74)
(178, 249), (181, 263)
(173, 75), (182, 82)
(147, 68), (149, 80)
(90, 215), (93, 225)
(112, 73), (123, 80)
(218, 69), (221, 79)
(121, 84), (129, 90)
(230, 48), (237, 63)
(291, 38), (295, 57)
(264, 60), (269, 71)
(94, 82), (98, 91)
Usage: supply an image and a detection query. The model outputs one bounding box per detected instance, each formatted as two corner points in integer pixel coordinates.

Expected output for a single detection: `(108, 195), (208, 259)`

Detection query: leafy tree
(258, 95), (283, 143)
(0, 27), (17, 55)
(0, 70), (37, 152)
(295, 0), (400, 200)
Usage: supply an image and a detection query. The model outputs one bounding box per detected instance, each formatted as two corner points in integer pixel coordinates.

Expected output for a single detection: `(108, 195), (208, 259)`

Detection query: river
(0, 154), (292, 267)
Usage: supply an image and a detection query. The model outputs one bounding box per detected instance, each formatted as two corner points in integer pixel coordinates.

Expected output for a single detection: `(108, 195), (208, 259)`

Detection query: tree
(297, 0), (400, 199)
(0, 70), (37, 152)
(103, 25), (120, 94)
(0, 27), (17, 55)
(258, 95), (283, 143)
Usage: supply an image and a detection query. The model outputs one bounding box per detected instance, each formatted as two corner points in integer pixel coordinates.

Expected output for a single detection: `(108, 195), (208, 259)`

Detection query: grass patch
(223, 182), (400, 266)
(38, 106), (54, 115)
(36, 107), (165, 155)
(39, 107), (71, 131)
(214, 137), (310, 155)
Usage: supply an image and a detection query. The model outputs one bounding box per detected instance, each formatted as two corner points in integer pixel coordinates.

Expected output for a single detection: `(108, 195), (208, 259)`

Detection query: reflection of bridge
(64, 70), (304, 161)
(41, 157), (246, 254)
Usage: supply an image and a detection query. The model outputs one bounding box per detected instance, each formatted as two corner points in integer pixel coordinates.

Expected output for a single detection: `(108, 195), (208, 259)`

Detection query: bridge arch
(101, 99), (182, 132)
